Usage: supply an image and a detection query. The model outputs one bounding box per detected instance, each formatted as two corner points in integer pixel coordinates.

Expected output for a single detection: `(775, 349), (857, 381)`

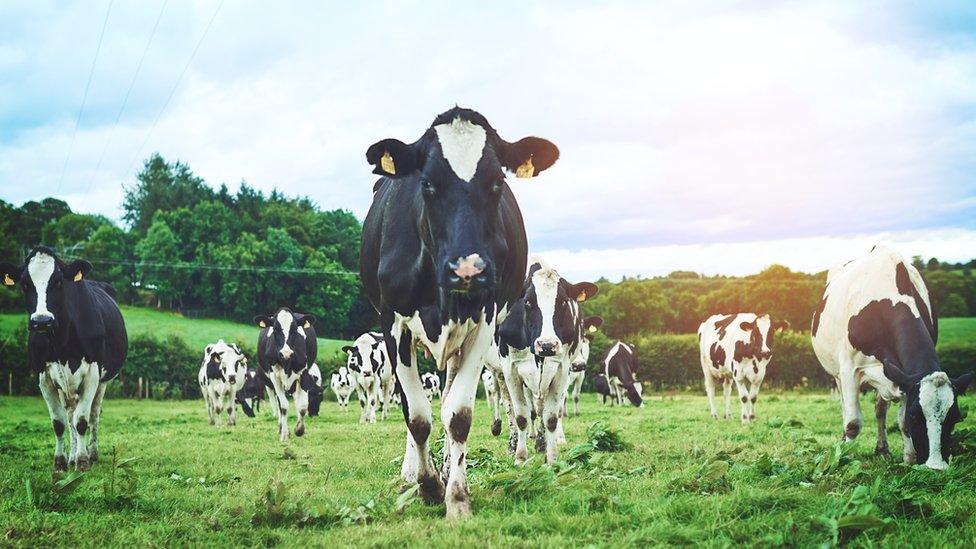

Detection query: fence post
(7, 372), (11, 396)
(138, 377), (143, 400)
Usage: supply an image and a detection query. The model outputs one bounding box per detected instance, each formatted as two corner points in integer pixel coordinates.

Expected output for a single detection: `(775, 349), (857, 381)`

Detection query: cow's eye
(421, 178), (436, 197)
(489, 179), (504, 195)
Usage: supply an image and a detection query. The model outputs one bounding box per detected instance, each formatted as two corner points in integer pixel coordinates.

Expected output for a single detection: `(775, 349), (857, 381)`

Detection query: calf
(604, 342), (643, 407)
(236, 367), (265, 417)
(812, 245), (974, 469)
(330, 366), (355, 411)
(359, 106), (558, 517)
(1, 247), (127, 472)
(197, 340), (247, 426)
(593, 373), (612, 404)
(498, 261), (598, 464)
(254, 308), (317, 442)
(698, 313), (788, 422)
(305, 363), (325, 417)
(564, 316), (603, 416)
(342, 332), (394, 423)
(422, 372), (441, 402)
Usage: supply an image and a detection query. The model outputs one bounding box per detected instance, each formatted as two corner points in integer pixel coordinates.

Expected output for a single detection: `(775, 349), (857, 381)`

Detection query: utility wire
(84, 0), (168, 196)
(55, 0), (115, 194)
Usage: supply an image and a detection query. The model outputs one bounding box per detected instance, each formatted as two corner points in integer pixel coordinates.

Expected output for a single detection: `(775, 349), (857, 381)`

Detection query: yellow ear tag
(515, 156), (535, 178)
(303, 320), (311, 329)
(576, 290), (587, 302)
(73, 271), (83, 282)
(380, 151), (396, 175)
(3, 274), (13, 286)
(259, 320), (267, 328)
(588, 325), (598, 333)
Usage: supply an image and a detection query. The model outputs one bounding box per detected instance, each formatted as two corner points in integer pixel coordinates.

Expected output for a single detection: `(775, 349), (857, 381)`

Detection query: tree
(41, 213), (112, 249)
(84, 225), (137, 303)
(940, 294), (968, 317)
(123, 154), (214, 235)
(15, 197), (71, 249)
(136, 219), (183, 308)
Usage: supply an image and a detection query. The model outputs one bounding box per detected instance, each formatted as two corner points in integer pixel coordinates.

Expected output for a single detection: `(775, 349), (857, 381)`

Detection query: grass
(939, 317), (976, 346)
(0, 305), (349, 358)
(3, 391), (976, 547)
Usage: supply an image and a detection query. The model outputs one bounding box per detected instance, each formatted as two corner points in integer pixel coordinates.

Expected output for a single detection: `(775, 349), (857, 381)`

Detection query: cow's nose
(445, 254), (489, 290)
(279, 347), (294, 361)
(28, 314), (56, 332)
(228, 375), (237, 384)
(534, 339), (561, 357)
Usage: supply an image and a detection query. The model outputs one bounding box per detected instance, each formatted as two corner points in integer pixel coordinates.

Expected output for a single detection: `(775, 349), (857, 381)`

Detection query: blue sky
(1, 1), (974, 279)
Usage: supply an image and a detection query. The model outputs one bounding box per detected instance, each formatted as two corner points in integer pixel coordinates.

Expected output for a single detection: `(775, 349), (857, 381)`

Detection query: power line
(55, 0), (115, 194)
(123, 0), (224, 179)
(84, 0), (168, 196)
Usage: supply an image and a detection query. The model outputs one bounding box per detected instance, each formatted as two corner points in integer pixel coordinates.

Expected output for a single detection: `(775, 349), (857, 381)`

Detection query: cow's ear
(570, 282), (598, 303)
(295, 313), (315, 329)
(0, 262), (20, 286)
(952, 372), (975, 395)
(583, 316), (604, 332)
(205, 345), (213, 355)
(253, 315), (271, 328)
(774, 320), (791, 332)
(739, 321), (754, 331)
(341, 345), (354, 354)
(882, 360), (912, 389)
(366, 138), (421, 178)
(501, 137), (559, 178)
(207, 360), (220, 379)
(64, 259), (92, 282)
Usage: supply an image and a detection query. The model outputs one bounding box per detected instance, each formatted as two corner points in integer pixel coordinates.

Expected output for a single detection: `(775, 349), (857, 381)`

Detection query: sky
(1, 0), (975, 281)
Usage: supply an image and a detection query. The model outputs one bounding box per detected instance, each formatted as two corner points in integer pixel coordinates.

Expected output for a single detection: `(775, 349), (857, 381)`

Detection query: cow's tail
(238, 396), (256, 418)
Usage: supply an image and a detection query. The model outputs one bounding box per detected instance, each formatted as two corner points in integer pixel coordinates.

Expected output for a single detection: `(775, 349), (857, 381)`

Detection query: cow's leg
(837, 354), (863, 440)
(572, 375), (584, 416)
(87, 381), (107, 462)
(533, 394), (546, 453)
(874, 393), (891, 458)
(39, 373), (69, 473)
(722, 378), (733, 419)
(505, 367), (531, 464)
(71, 363), (100, 471)
(357, 385), (369, 423)
(227, 388), (239, 426)
(265, 386), (279, 418)
(271, 379), (290, 442)
(294, 387), (309, 437)
(898, 400), (916, 464)
(545, 369), (571, 460)
(380, 376), (393, 421)
(369, 380), (379, 424)
(733, 375), (750, 424)
(205, 390), (216, 425)
(704, 373), (719, 419)
(489, 386), (502, 436)
(748, 374), (763, 421)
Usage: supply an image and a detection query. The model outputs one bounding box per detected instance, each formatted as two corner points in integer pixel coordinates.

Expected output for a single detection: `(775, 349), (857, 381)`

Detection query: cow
(564, 316), (603, 416)
(698, 313), (789, 422)
(305, 363), (325, 417)
(497, 260), (598, 464)
(342, 332), (394, 423)
(1, 247), (127, 472)
(197, 340), (247, 426)
(330, 366), (355, 411)
(811, 245), (974, 469)
(254, 308), (317, 442)
(482, 368), (501, 432)
(422, 372), (441, 402)
(604, 342), (643, 407)
(236, 367), (265, 417)
(594, 373), (612, 404)
(359, 106), (558, 517)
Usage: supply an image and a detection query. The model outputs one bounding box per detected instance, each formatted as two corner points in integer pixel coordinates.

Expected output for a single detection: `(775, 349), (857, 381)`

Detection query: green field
(0, 306), (350, 359)
(2, 392), (976, 547)
(940, 317), (976, 345)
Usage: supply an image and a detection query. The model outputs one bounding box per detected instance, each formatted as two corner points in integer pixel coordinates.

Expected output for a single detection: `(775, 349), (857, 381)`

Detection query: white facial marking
(27, 253), (56, 319)
(434, 117), (487, 182)
(756, 315), (772, 354)
(532, 267), (562, 351)
(919, 371), (953, 470)
(574, 338), (591, 366)
(276, 310), (294, 357)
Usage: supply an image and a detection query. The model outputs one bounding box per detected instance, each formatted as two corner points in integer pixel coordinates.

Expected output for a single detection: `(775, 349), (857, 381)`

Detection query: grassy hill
(0, 306), (350, 361)
(939, 317), (975, 345)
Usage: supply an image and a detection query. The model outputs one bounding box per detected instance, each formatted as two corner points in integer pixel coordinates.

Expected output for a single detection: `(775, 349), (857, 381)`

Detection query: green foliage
(817, 478), (893, 546)
(585, 421), (630, 452)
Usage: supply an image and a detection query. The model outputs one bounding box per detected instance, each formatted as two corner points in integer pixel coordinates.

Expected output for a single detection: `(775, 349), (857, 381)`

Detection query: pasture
(940, 317), (976, 345)
(2, 392), (976, 547)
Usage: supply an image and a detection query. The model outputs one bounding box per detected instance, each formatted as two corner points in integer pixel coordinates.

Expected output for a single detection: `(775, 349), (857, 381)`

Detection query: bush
(123, 334), (200, 399)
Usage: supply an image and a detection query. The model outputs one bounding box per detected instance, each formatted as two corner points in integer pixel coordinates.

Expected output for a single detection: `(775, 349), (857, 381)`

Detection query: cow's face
(884, 364), (974, 469)
(738, 315), (787, 360)
(520, 264), (597, 357)
(205, 341), (245, 384)
(342, 341), (378, 377)
(1, 248), (92, 333)
(254, 309), (314, 369)
(366, 107), (558, 293)
(571, 316), (604, 369)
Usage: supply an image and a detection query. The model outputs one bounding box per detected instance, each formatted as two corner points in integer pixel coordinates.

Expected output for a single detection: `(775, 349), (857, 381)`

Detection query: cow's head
(883, 363), (974, 469)
(366, 107), (558, 293)
(518, 262), (598, 357)
(254, 308), (314, 369)
(572, 316), (604, 370)
(342, 337), (380, 378)
(1, 247), (92, 333)
(303, 364), (324, 416)
(204, 340), (246, 385)
(739, 314), (788, 359)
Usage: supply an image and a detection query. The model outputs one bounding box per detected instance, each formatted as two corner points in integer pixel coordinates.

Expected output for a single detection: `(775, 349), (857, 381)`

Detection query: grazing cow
(422, 372), (441, 402)
(305, 363), (325, 417)
(498, 261), (598, 464)
(604, 342), (643, 407)
(236, 367), (265, 417)
(197, 340), (247, 426)
(330, 366), (355, 411)
(342, 332), (394, 423)
(1, 248), (127, 472)
(812, 245), (974, 469)
(254, 308), (317, 442)
(564, 316), (603, 416)
(594, 373), (612, 404)
(698, 313), (789, 422)
(360, 106), (558, 517)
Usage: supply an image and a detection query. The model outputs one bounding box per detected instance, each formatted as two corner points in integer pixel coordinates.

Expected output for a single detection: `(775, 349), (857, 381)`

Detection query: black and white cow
(360, 106), (557, 517)
(422, 372), (441, 402)
(305, 363), (325, 417)
(498, 261), (598, 464)
(564, 316), (603, 416)
(698, 313), (789, 422)
(330, 366), (355, 411)
(254, 308), (317, 442)
(342, 332), (394, 423)
(236, 367), (265, 417)
(593, 373), (612, 404)
(812, 245), (974, 469)
(197, 340), (247, 426)
(603, 342), (643, 407)
(1, 247), (127, 472)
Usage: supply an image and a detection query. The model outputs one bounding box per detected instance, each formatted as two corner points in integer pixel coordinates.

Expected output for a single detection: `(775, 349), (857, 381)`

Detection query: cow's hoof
(844, 421), (861, 440)
(446, 497), (471, 520)
(417, 474), (445, 505)
(491, 419), (502, 437)
(711, 413), (718, 420)
(534, 435), (546, 454)
(295, 424), (305, 437)
(53, 455), (68, 473)
(68, 458), (76, 469)
(76, 456), (91, 472)
(875, 444), (891, 459)
(88, 449), (99, 463)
